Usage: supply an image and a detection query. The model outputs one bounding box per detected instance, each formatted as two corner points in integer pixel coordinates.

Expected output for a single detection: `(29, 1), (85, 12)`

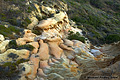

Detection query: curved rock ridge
(35, 11), (70, 40)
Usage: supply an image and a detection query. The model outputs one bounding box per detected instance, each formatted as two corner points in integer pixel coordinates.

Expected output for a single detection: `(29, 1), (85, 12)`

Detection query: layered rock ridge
(0, 2), (120, 80)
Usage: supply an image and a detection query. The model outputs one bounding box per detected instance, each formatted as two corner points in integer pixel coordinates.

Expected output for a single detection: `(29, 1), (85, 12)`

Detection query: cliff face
(0, 0), (120, 80)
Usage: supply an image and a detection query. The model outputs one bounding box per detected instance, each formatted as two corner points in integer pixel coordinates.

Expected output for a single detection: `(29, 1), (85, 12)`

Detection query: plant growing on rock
(0, 25), (20, 39)
(67, 31), (86, 43)
(105, 34), (120, 44)
(17, 44), (35, 51)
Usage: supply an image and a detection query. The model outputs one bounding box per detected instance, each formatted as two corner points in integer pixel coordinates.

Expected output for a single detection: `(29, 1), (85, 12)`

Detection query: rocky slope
(62, 0), (120, 45)
(0, 0), (120, 80)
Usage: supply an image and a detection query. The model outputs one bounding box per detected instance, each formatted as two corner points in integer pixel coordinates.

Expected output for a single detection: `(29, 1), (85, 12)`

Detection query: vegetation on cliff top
(62, 0), (120, 45)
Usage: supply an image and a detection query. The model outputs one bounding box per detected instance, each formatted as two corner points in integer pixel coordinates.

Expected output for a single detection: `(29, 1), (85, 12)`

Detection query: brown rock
(48, 42), (63, 59)
(28, 54), (40, 79)
(59, 43), (74, 51)
(80, 61), (120, 80)
(47, 37), (62, 43)
(64, 50), (75, 60)
(23, 29), (37, 41)
(16, 38), (33, 45)
(36, 40), (49, 61)
(40, 60), (50, 69)
(48, 59), (55, 66)
(63, 39), (73, 47)
(51, 58), (60, 64)
(28, 42), (39, 54)
(16, 30), (37, 45)
(38, 68), (47, 77)
(36, 18), (57, 30)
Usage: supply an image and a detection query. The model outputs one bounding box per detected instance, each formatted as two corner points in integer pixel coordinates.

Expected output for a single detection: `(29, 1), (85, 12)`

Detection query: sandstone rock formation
(0, 40), (10, 53)
(0, 34), (5, 42)
(0, 2), (120, 80)
(0, 49), (30, 62)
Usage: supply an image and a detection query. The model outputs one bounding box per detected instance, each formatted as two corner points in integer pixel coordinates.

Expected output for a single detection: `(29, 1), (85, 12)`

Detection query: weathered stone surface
(23, 29), (37, 41)
(0, 49), (30, 62)
(47, 73), (64, 80)
(48, 41), (63, 59)
(28, 54), (39, 79)
(63, 39), (74, 47)
(64, 50), (75, 60)
(36, 18), (57, 30)
(16, 38), (33, 45)
(80, 61), (120, 80)
(59, 43), (74, 51)
(90, 49), (103, 57)
(0, 34), (5, 42)
(19, 54), (39, 80)
(27, 17), (39, 30)
(41, 5), (56, 15)
(36, 40), (49, 60)
(38, 68), (47, 77)
(19, 63), (32, 78)
(53, 11), (67, 22)
(0, 40), (10, 53)
(28, 42), (39, 54)
(39, 60), (50, 69)
(16, 29), (37, 45)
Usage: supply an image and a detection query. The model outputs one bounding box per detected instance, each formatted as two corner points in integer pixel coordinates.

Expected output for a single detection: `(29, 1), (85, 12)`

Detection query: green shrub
(25, 18), (31, 24)
(17, 44), (35, 51)
(87, 15), (103, 28)
(8, 40), (35, 51)
(8, 40), (17, 49)
(8, 18), (18, 25)
(105, 1), (113, 6)
(0, 59), (29, 76)
(105, 34), (120, 44)
(90, 0), (104, 9)
(67, 32), (86, 43)
(91, 30), (102, 38)
(77, 0), (89, 3)
(0, 25), (20, 38)
(22, 18), (31, 27)
(72, 16), (87, 23)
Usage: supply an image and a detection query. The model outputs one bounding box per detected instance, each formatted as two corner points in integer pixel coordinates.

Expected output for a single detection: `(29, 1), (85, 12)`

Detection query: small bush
(87, 15), (103, 28)
(21, 18), (31, 27)
(90, 0), (104, 9)
(8, 18), (18, 26)
(105, 34), (120, 44)
(67, 31), (86, 43)
(0, 25), (20, 38)
(91, 30), (102, 38)
(17, 44), (35, 51)
(24, 18), (31, 24)
(0, 59), (29, 77)
(8, 40), (17, 49)
(72, 16), (87, 23)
